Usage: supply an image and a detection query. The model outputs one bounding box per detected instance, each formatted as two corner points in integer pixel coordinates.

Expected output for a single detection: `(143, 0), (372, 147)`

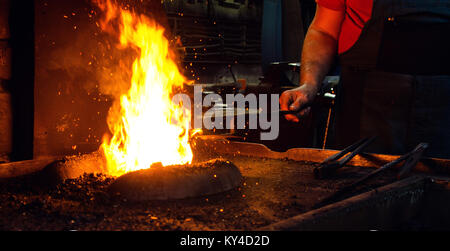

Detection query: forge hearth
(1, 138), (449, 230)
(0, 155), (391, 230)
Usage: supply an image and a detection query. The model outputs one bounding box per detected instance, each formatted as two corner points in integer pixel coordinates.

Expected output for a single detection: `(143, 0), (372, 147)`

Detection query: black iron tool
(206, 109), (298, 120)
(397, 143), (429, 179)
(314, 136), (377, 179)
(313, 142), (429, 209)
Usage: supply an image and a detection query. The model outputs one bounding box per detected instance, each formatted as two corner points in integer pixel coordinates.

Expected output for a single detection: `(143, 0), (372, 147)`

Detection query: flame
(95, 0), (196, 177)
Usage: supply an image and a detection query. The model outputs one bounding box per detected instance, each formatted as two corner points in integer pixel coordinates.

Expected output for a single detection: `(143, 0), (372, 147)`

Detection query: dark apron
(335, 0), (450, 158)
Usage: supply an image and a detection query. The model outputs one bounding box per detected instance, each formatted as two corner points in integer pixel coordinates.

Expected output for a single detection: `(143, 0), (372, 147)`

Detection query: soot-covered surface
(0, 155), (397, 230)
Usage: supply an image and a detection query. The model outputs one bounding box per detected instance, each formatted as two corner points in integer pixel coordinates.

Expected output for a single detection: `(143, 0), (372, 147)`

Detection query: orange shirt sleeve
(315, 0), (345, 11)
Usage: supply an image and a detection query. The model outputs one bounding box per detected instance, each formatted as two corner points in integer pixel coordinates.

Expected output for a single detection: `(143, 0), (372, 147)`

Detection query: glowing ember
(94, 0), (196, 177)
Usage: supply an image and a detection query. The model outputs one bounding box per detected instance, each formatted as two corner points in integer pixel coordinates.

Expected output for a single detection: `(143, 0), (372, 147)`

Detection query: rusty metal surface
(0, 89), (12, 160)
(260, 176), (428, 231)
(0, 41), (11, 80)
(0, 157), (58, 179)
(193, 135), (450, 176)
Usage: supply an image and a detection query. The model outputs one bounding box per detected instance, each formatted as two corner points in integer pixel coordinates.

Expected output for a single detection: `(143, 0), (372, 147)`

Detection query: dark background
(0, 0), (316, 161)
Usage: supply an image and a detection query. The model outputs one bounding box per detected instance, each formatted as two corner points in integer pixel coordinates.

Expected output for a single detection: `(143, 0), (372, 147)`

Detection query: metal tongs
(314, 142), (429, 208)
(314, 136), (377, 179)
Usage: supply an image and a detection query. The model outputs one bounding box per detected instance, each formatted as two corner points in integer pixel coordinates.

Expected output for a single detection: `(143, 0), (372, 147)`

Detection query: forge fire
(95, 0), (197, 176)
(0, 0), (449, 241)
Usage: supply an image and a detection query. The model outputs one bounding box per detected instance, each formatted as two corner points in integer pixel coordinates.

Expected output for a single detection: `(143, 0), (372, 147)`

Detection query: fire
(95, 0), (196, 177)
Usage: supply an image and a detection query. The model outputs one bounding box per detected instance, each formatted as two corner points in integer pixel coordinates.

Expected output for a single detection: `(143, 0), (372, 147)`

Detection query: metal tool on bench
(314, 136), (377, 179)
(397, 143), (429, 179)
(313, 142), (429, 208)
(202, 107), (298, 120)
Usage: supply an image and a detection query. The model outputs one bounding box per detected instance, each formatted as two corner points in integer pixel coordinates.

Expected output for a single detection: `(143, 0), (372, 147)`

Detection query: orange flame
(95, 0), (195, 177)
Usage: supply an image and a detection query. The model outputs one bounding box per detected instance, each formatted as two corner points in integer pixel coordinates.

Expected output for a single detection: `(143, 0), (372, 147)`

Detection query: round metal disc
(107, 158), (243, 201)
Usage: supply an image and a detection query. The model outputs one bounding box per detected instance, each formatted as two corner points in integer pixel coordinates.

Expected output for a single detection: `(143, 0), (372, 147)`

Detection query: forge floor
(0, 155), (398, 230)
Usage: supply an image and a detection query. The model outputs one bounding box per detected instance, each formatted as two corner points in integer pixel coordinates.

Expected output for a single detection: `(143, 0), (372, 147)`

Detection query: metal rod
(397, 143), (429, 179)
(313, 142), (428, 208)
(204, 109), (298, 120)
(337, 136), (377, 166)
(323, 137), (372, 164)
(314, 136), (377, 179)
(322, 105), (333, 150)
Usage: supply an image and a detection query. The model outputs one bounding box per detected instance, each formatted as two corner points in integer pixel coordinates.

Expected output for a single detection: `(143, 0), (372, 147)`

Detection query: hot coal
(108, 158), (243, 201)
(0, 156), (398, 230)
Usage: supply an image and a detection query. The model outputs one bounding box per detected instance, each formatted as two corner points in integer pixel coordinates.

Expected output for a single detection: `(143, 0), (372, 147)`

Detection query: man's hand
(279, 5), (344, 123)
(280, 84), (318, 122)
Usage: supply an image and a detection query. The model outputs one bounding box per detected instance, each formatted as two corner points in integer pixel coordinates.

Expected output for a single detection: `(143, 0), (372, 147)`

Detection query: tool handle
(314, 136), (377, 179)
(397, 143), (429, 179)
(322, 137), (371, 164)
(338, 136), (377, 166)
